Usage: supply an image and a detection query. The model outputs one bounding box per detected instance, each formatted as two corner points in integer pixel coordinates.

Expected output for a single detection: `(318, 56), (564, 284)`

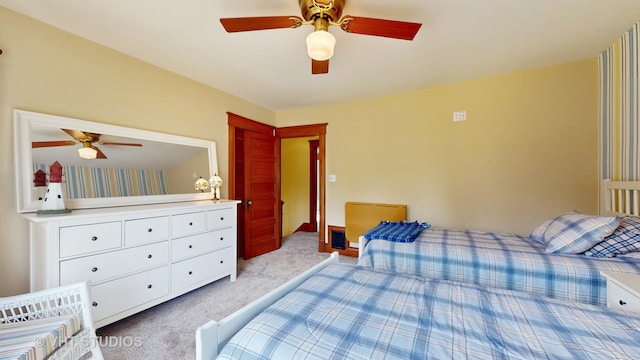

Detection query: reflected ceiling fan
(32, 129), (143, 159)
(220, 0), (422, 74)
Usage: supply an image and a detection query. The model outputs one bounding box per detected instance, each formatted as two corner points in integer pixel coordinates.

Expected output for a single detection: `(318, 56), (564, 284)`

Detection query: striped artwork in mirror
(34, 164), (168, 199)
(599, 20), (640, 181)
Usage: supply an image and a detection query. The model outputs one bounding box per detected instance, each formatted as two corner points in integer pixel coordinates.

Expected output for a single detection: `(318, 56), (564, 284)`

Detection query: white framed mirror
(14, 109), (219, 213)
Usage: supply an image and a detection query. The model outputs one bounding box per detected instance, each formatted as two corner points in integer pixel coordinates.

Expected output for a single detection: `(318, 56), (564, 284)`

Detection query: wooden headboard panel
(345, 202), (407, 242)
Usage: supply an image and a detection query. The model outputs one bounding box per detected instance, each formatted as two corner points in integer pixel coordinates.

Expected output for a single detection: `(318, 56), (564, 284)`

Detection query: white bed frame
(195, 252), (340, 360)
(601, 179), (640, 216)
(196, 180), (640, 360)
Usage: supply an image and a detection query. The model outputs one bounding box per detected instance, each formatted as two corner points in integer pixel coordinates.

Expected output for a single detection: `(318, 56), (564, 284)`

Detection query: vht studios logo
(98, 336), (143, 347)
(35, 335), (143, 348)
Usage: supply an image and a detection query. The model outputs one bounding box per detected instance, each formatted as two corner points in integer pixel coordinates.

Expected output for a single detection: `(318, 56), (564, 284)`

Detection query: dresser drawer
(171, 247), (234, 293)
(125, 216), (170, 246)
(90, 266), (169, 322)
(172, 212), (206, 238)
(60, 242), (169, 285)
(207, 207), (235, 230)
(171, 228), (235, 262)
(607, 280), (640, 313)
(59, 222), (122, 258)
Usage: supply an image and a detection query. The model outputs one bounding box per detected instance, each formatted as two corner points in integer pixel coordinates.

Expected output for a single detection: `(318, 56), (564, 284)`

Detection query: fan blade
(100, 142), (143, 147)
(342, 16), (421, 40)
(61, 128), (91, 141)
(220, 16), (303, 32)
(32, 140), (77, 148)
(92, 146), (107, 159)
(312, 59), (329, 74)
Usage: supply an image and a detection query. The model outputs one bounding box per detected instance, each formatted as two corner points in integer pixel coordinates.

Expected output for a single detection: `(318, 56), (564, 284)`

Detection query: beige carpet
(96, 232), (357, 359)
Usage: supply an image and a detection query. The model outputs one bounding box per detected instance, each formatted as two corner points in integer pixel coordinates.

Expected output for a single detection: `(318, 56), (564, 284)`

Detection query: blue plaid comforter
(358, 228), (640, 306)
(363, 221), (431, 243)
(218, 264), (640, 359)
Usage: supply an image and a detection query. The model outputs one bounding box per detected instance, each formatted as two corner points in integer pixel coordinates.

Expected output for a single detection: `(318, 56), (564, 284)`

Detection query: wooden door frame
(276, 124), (328, 252)
(308, 139), (319, 232)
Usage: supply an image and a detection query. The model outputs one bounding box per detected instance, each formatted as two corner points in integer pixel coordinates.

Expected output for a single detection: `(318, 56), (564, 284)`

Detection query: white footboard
(195, 252), (340, 360)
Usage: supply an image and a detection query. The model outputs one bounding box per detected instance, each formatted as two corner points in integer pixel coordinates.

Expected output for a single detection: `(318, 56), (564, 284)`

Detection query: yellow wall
(0, 7), (275, 296)
(276, 59), (599, 235)
(0, 6), (600, 296)
(281, 137), (317, 236)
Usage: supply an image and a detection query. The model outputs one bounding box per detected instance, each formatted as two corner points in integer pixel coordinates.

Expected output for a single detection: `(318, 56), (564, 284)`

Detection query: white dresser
(23, 200), (239, 328)
(602, 271), (640, 314)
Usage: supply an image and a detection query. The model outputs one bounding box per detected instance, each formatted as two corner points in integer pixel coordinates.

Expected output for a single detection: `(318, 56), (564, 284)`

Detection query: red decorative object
(38, 161), (70, 213)
(33, 169), (47, 187)
(49, 161), (63, 183)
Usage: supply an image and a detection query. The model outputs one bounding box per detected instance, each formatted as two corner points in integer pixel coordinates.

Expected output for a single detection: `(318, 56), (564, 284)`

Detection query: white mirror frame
(14, 109), (218, 213)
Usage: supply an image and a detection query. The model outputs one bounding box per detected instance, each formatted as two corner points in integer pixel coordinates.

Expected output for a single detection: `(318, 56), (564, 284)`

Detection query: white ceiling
(2, 0), (640, 111)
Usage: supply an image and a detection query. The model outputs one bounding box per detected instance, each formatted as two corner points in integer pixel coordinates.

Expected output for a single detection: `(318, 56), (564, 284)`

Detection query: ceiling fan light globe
(78, 147), (97, 159)
(306, 30), (335, 61)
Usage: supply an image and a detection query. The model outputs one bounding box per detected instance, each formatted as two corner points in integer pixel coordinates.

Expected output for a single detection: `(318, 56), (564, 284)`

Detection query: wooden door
(228, 112), (279, 259)
(243, 129), (278, 258)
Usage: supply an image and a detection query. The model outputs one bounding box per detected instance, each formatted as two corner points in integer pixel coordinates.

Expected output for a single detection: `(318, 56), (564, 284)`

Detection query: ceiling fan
(32, 129), (143, 159)
(220, 0), (422, 74)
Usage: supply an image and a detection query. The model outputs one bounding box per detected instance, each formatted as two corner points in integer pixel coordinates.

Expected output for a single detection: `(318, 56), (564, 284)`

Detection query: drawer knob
(189, 222), (193, 226)
(620, 300), (628, 306)
(91, 267), (98, 272)
(91, 236), (98, 241)
(147, 254), (153, 259)
(188, 271), (193, 275)
(189, 245), (193, 249)
(220, 260), (224, 264)
(148, 228), (153, 233)
(147, 284), (153, 289)
(92, 301), (98, 307)
(220, 217), (224, 221)
(220, 237), (224, 241)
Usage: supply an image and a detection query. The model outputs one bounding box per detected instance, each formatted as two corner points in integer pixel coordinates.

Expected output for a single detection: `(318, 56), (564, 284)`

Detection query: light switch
(453, 110), (467, 122)
(328, 174), (337, 183)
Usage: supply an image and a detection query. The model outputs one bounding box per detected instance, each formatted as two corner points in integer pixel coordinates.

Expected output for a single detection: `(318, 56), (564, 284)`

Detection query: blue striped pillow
(530, 212), (619, 254)
(584, 216), (640, 258)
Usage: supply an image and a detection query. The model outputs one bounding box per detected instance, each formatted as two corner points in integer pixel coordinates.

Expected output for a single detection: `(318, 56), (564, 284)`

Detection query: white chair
(0, 282), (103, 360)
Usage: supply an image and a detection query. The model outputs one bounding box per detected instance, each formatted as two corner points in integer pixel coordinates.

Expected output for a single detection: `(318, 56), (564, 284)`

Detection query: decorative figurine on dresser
(33, 169), (47, 201)
(37, 160), (71, 214)
(15, 109), (239, 329)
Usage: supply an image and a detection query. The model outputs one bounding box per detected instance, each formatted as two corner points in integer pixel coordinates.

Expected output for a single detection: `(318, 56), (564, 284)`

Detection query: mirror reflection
(15, 110), (218, 213)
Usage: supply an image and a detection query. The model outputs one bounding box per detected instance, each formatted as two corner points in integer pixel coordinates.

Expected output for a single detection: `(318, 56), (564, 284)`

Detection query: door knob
(247, 199), (252, 209)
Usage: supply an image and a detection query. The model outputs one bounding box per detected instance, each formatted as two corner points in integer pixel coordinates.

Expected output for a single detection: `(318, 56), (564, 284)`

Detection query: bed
(356, 180), (640, 306)
(196, 254), (640, 359)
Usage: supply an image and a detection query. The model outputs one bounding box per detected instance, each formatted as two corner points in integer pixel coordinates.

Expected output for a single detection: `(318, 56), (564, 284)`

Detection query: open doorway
(281, 137), (319, 236)
(276, 124), (327, 253)
(228, 112), (328, 257)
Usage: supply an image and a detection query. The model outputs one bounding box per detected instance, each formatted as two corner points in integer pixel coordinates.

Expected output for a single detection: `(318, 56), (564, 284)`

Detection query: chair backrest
(1, 282), (93, 326)
(0, 282), (104, 360)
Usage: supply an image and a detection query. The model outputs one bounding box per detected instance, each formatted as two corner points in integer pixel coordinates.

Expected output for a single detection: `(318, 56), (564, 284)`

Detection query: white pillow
(529, 212), (619, 254)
